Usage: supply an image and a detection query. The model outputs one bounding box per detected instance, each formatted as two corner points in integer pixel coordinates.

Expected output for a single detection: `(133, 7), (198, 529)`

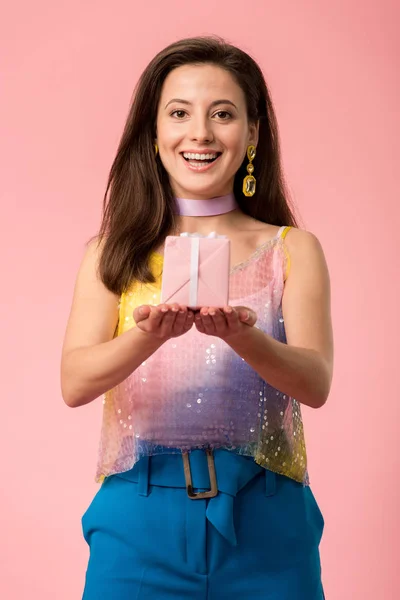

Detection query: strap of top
(276, 226), (292, 280)
(276, 225), (292, 239)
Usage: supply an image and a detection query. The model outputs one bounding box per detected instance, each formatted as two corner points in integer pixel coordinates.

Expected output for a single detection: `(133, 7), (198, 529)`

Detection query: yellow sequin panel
(118, 253), (163, 336)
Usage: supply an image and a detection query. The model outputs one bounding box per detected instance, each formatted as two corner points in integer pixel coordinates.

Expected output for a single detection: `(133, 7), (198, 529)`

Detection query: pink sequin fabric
(96, 226), (309, 484)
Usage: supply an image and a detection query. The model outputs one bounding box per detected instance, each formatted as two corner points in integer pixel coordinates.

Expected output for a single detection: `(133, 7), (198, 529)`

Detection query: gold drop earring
(154, 142), (159, 156)
(243, 144), (256, 197)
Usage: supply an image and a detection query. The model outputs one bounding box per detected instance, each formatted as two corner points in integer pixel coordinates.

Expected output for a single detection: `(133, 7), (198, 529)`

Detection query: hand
(194, 306), (257, 340)
(133, 303), (194, 341)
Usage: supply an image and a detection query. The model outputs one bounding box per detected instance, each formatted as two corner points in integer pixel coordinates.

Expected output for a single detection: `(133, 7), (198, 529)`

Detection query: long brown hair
(96, 36), (298, 295)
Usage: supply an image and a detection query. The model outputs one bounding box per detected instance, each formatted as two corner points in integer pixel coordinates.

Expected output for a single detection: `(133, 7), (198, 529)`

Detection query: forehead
(159, 64), (245, 105)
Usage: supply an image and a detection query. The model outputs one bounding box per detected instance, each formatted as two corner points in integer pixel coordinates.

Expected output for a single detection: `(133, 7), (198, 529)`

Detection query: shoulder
(284, 227), (326, 261)
(283, 227), (330, 287)
(73, 235), (119, 302)
(78, 235), (112, 284)
(82, 235), (104, 268)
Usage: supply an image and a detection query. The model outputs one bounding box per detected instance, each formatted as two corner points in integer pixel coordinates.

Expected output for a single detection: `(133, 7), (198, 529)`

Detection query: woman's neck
(174, 191), (241, 234)
(177, 209), (243, 236)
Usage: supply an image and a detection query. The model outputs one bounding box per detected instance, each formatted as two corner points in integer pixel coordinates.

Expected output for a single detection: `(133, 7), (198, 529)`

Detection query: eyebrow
(164, 98), (238, 110)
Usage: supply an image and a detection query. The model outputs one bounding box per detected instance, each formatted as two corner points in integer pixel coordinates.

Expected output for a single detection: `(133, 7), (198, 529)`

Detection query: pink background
(1, 1), (399, 598)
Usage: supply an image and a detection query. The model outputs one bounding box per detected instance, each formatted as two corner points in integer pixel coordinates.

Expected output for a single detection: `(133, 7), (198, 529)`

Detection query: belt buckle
(182, 449), (218, 499)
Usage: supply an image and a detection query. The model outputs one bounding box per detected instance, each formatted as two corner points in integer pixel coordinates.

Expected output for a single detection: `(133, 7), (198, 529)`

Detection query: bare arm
(61, 241), (193, 408)
(194, 229), (334, 409)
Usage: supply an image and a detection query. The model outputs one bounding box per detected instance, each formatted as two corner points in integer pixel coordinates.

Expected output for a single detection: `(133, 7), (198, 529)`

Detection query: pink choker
(175, 193), (239, 217)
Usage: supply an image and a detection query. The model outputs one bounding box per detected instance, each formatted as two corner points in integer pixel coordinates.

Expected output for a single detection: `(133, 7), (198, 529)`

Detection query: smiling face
(155, 64), (259, 200)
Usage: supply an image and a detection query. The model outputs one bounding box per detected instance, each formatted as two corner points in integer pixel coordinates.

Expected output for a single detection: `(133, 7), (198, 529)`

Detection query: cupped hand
(194, 306), (257, 340)
(133, 303), (195, 341)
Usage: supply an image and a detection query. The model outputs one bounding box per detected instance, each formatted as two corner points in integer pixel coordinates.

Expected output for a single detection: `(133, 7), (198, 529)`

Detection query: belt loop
(138, 456), (150, 496)
(265, 469), (276, 497)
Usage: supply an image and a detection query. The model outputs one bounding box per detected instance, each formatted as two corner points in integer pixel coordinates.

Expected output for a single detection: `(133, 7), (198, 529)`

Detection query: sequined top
(96, 226), (309, 485)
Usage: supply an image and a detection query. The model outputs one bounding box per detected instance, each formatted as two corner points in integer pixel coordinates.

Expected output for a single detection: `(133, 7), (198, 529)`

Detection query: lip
(180, 152), (222, 173)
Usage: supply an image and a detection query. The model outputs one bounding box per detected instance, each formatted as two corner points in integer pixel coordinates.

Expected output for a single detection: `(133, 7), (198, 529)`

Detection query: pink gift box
(160, 234), (230, 309)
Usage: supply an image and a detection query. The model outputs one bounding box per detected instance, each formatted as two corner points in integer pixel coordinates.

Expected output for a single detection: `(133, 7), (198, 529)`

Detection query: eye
(170, 110), (188, 119)
(213, 110), (232, 120)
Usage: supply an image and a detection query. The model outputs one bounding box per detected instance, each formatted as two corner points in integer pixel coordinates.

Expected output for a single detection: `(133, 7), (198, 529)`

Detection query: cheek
(226, 140), (246, 171)
(157, 119), (182, 149)
(229, 155), (246, 178)
(223, 128), (247, 159)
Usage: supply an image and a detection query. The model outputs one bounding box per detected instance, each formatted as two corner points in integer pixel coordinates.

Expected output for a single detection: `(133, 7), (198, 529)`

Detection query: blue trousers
(82, 449), (325, 599)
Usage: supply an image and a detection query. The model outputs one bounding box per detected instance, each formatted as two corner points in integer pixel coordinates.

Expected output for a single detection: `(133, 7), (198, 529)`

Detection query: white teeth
(183, 152), (218, 160)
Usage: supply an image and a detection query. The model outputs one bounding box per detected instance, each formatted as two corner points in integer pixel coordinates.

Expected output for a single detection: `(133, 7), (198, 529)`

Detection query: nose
(189, 115), (214, 144)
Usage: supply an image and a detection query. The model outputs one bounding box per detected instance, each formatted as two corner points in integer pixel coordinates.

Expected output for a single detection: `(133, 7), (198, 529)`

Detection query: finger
(133, 305), (152, 324)
(194, 312), (206, 334)
(146, 305), (164, 327)
(183, 311), (195, 331)
(208, 308), (228, 332)
(159, 305), (179, 331)
(176, 310), (194, 335)
(238, 309), (250, 322)
(223, 306), (239, 326)
(237, 308), (257, 326)
(160, 304), (185, 337)
(173, 306), (188, 330)
(199, 309), (216, 335)
(156, 303), (179, 314)
(156, 303), (169, 314)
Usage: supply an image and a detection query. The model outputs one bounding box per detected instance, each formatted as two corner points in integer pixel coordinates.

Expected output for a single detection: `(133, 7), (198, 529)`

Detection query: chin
(176, 188), (224, 199)
(174, 180), (228, 199)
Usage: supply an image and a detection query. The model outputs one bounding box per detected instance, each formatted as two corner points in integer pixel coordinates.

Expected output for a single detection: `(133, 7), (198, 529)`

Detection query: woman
(61, 36), (333, 599)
